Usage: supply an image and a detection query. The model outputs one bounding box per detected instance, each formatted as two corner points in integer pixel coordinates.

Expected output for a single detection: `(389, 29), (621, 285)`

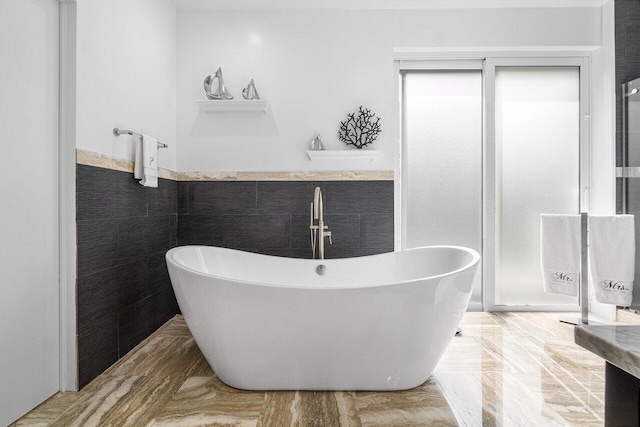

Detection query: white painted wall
(591, 0), (616, 216)
(76, 0), (177, 170)
(0, 0), (60, 423)
(589, 0), (617, 320)
(176, 7), (602, 172)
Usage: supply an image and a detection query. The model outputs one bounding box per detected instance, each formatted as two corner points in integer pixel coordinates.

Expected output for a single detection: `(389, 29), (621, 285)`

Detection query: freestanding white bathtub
(166, 245), (480, 391)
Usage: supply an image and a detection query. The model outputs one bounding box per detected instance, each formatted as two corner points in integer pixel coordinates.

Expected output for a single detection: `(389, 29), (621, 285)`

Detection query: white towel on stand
(589, 215), (635, 306)
(138, 134), (158, 188)
(540, 214), (580, 296)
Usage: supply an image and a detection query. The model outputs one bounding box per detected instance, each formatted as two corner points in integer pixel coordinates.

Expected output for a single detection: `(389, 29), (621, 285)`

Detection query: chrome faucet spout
(310, 186), (331, 259)
(313, 186), (323, 220)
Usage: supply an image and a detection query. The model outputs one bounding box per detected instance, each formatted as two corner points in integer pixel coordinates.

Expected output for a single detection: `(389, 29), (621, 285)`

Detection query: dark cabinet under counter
(575, 325), (640, 426)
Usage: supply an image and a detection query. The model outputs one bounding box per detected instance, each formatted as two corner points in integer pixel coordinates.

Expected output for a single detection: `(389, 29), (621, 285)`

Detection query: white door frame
(394, 48), (596, 313)
(483, 56), (590, 312)
(59, 0), (78, 392)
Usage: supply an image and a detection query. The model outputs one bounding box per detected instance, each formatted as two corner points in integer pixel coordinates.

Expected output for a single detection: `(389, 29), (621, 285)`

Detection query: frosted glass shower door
(492, 65), (581, 307)
(402, 70), (483, 308)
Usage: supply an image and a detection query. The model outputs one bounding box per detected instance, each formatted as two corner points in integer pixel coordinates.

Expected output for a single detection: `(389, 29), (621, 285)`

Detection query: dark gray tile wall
(177, 181), (394, 259)
(616, 1), (640, 309)
(77, 167), (393, 387)
(76, 164), (179, 388)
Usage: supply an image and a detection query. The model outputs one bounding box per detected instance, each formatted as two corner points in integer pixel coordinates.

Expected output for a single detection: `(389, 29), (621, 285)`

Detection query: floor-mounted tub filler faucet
(310, 186), (332, 259)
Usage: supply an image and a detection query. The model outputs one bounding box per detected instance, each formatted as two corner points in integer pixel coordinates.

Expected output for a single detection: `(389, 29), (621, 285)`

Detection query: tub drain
(316, 265), (326, 275)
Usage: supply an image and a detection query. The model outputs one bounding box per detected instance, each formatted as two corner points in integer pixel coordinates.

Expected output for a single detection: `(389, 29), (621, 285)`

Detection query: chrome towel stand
(580, 211), (589, 325)
(113, 128), (169, 148)
(559, 212), (590, 325)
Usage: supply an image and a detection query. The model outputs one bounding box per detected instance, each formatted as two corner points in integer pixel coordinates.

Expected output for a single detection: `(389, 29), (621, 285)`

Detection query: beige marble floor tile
(257, 391), (297, 426)
(10, 392), (80, 427)
(514, 372), (602, 424)
(495, 312), (575, 343)
(189, 356), (215, 377)
(533, 350), (605, 418)
(437, 370), (599, 427)
(14, 313), (611, 427)
(488, 313), (606, 422)
(458, 312), (500, 326)
(543, 340), (605, 378)
(495, 322), (603, 385)
(433, 372), (490, 427)
(259, 390), (361, 427)
(148, 376), (266, 426)
(49, 371), (201, 426)
(49, 337), (206, 426)
(355, 378), (458, 426)
(48, 375), (146, 426)
(477, 333), (546, 375)
(154, 315), (191, 338)
(488, 316), (601, 381)
(436, 313), (606, 427)
(539, 345), (604, 394)
(437, 342), (505, 374)
(438, 330), (531, 375)
(108, 336), (202, 377)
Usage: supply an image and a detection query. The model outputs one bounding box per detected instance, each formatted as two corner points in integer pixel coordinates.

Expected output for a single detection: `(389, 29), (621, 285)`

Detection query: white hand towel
(540, 214), (580, 296)
(134, 136), (143, 179)
(139, 134), (158, 188)
(589, 215), (635, 306)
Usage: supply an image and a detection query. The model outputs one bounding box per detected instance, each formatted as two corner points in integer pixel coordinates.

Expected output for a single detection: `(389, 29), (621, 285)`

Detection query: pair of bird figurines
(203, 68), (260, 100)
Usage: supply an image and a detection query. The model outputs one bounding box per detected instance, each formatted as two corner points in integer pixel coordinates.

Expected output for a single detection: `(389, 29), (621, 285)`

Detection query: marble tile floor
(14, 312), (615, 426)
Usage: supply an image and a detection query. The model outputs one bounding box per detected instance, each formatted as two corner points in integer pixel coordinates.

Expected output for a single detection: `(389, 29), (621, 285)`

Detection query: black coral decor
(338, 106), (382, 149)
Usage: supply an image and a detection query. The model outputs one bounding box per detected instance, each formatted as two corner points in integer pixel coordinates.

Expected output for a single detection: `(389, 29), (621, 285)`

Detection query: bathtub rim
(166, 245), (480, 290)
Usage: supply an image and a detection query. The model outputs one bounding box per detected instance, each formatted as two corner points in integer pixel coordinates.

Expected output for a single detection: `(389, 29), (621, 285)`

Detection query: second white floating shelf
(197, 99), (268, 112)
(307, 150), (379, 168)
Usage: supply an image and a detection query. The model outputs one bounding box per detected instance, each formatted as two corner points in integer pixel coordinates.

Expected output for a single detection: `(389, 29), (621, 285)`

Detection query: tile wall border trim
(76, 149), (394, 181)
(617, 167), (640, 178)
(76, 149), (178, 180)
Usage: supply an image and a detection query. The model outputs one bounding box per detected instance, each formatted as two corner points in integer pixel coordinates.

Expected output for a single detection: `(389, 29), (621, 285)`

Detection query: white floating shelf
(196, 99), (268, 112)
(306, 150), (379, 168)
